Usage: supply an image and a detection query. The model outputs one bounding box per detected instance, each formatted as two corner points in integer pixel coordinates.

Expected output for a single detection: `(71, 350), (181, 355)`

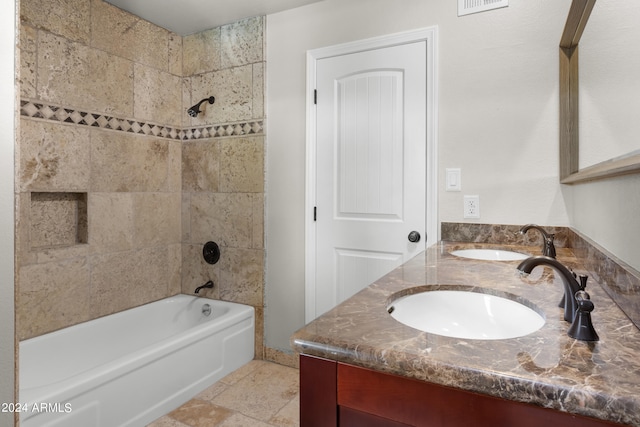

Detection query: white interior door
(311, 40), (428, 320)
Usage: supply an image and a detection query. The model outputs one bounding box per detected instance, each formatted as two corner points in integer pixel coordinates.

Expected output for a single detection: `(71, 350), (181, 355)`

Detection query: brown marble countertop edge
(291, 337), (635, 426)
(291, 242), (640, 426)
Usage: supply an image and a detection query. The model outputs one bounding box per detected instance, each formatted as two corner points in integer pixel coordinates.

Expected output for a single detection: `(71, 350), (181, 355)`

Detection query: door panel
(335, 248), (403, 304)
(336, 71), (403, 220)
(313, 41), (427, 319)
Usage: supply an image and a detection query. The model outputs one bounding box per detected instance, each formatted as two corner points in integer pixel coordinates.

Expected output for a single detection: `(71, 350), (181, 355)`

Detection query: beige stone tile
(254, 306), (264, 359)
(90, 130), (169, 192)
(180, 244), (219, 297)
(125, 247), (172, 308)
(218, 247), (264, 307)
(219, 137), (264, 193)
(33, 245), (89, 266)
(15, 193), (37, 266)
(89, 247), (169, 318)
(168, 33), (183, 76)
(19, 25), (37, 99)
(91, 0), (169, 72)
(88, 192), (134, 253)
(182, 140), (219, 192)
(17, 257), (90, 340)
(189, 65), (253, 124)
(189, 193), (253, 248)
(21, 0), (90, 44)
(252, 194), (264, 250)
(220, 17), (264, 69)
(252, 63), (265, 119)
(132, 192), (181, 248)
(168, 243), (182, 296)
(19, 119), (91, 192)
(182, 193), (191, 242)
(168, 399), (233, 427)
(270, 394), (300, 427)
(30, 192), (86, 248)
(168, 140), (182, 192)
(195, 380), (229, 402)
(146, 415), (191, 427)
(211, 362), (299, 422)
(219, 413), (273, 427)
(219, 360), (264, 386)
(264, 348), (299, 370)
(37, 31), (133, 116)
(181, 78), (191, 128)
(183, 28), (221, 77)
(134, 63), (183, 126)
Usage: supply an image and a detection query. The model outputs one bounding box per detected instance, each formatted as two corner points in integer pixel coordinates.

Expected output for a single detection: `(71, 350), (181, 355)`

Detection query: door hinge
(314, 206), (317, 221)
(314, 89), (317, 105)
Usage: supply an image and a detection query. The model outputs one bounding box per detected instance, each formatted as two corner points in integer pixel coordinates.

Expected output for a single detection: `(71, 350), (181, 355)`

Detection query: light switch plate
(446, 168), (461, 192)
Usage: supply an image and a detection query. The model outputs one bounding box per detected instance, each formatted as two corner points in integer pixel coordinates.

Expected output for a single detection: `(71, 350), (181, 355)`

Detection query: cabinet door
(337, 362), (624, 427)
(340, 407), (412, 427)
(300, 354), (625, 427)
(300, 354), (337, 426)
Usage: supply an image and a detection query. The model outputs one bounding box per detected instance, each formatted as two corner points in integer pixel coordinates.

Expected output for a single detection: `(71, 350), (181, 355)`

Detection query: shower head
(187, 96), (215, 117)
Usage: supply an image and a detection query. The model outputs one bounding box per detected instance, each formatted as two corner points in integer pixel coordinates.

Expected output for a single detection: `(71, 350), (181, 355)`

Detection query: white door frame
(305, 27), (439, 323)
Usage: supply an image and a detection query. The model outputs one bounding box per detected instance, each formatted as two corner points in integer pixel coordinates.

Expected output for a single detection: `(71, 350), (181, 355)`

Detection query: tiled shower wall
(17, 0), (266, 356)
(180, 18), (266, 358)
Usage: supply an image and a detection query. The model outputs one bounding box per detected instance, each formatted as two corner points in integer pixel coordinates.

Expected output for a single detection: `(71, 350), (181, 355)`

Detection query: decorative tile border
(20, 100), (264, 140)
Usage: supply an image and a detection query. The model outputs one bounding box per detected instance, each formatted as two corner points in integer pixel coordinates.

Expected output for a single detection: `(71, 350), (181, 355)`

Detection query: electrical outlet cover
(464, 195), (480, 218)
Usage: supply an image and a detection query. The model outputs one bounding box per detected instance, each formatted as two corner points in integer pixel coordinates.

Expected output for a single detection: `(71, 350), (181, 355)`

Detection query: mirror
(559, 0), (640, 184)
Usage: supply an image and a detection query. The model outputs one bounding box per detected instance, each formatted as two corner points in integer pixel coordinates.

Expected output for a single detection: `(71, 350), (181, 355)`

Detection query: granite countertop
(291, 242), (640, 426)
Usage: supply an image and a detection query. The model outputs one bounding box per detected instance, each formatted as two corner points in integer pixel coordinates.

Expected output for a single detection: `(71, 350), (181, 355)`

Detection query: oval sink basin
(450, 249), (528, 261)
(388, 289), (545, 340)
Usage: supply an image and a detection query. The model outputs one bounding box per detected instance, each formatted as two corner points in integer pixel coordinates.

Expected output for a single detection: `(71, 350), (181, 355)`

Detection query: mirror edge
(558, 0), (640, 184)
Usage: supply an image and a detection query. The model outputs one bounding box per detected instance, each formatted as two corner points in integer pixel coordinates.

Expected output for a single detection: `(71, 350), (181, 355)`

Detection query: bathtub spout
(195, 280), (214, 294)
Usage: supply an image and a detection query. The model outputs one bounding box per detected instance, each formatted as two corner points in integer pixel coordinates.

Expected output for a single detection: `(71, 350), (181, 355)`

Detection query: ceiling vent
(458, 0), (508, 16)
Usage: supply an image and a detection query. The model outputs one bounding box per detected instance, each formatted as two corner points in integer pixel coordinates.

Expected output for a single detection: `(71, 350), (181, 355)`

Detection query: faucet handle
(568, 290), (599, 341)
(578, 274), (588, 290)
(543, 234), (556, 258)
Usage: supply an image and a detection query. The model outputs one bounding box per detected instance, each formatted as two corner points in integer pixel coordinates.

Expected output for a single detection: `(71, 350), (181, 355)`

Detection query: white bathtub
(19, 295), (255, 427)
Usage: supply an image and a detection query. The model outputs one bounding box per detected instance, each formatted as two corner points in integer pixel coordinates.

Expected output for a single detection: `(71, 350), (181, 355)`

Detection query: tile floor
(147, 360), (299, 427)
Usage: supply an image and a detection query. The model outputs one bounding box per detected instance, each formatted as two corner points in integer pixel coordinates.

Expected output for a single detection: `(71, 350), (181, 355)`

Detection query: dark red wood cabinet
(299, 354), (626, 427)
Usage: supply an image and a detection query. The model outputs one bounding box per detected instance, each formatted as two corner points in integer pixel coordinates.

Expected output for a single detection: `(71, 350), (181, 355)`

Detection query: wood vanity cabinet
(300, 354), (625, 427)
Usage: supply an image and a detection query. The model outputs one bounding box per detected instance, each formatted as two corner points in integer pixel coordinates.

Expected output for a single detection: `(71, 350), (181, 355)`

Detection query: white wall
(265, 0), (572, 351)
(572, 175), (640, 271)
(0, 0), (16, 425)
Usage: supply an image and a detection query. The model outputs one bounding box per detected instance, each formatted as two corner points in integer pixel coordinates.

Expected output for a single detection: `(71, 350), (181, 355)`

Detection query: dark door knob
(408, 231), (421, 243)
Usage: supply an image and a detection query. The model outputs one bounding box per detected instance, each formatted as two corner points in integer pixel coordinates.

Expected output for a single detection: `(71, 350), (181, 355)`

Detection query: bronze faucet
(194, 280), (214, 294)
(519, 224), (556, 258)
(517, 256), (598, 341)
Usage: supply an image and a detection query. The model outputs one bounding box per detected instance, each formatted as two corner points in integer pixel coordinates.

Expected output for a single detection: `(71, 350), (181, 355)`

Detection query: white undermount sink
(388, 289), (545, 340)
(450, 248), (528, 261)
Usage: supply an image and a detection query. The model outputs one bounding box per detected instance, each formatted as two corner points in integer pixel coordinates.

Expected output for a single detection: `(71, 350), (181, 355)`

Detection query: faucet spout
(194, 280), (214, 294)
(517, 256), (581, 322)
(519, 224), (556, 258)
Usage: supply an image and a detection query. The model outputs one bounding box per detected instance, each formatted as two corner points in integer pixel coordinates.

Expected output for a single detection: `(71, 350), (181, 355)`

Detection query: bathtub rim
(19, 295), (255, 406)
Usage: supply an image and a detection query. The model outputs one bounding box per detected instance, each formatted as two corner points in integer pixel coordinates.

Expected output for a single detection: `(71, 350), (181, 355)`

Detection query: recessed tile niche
(30, 192), (88, 249)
